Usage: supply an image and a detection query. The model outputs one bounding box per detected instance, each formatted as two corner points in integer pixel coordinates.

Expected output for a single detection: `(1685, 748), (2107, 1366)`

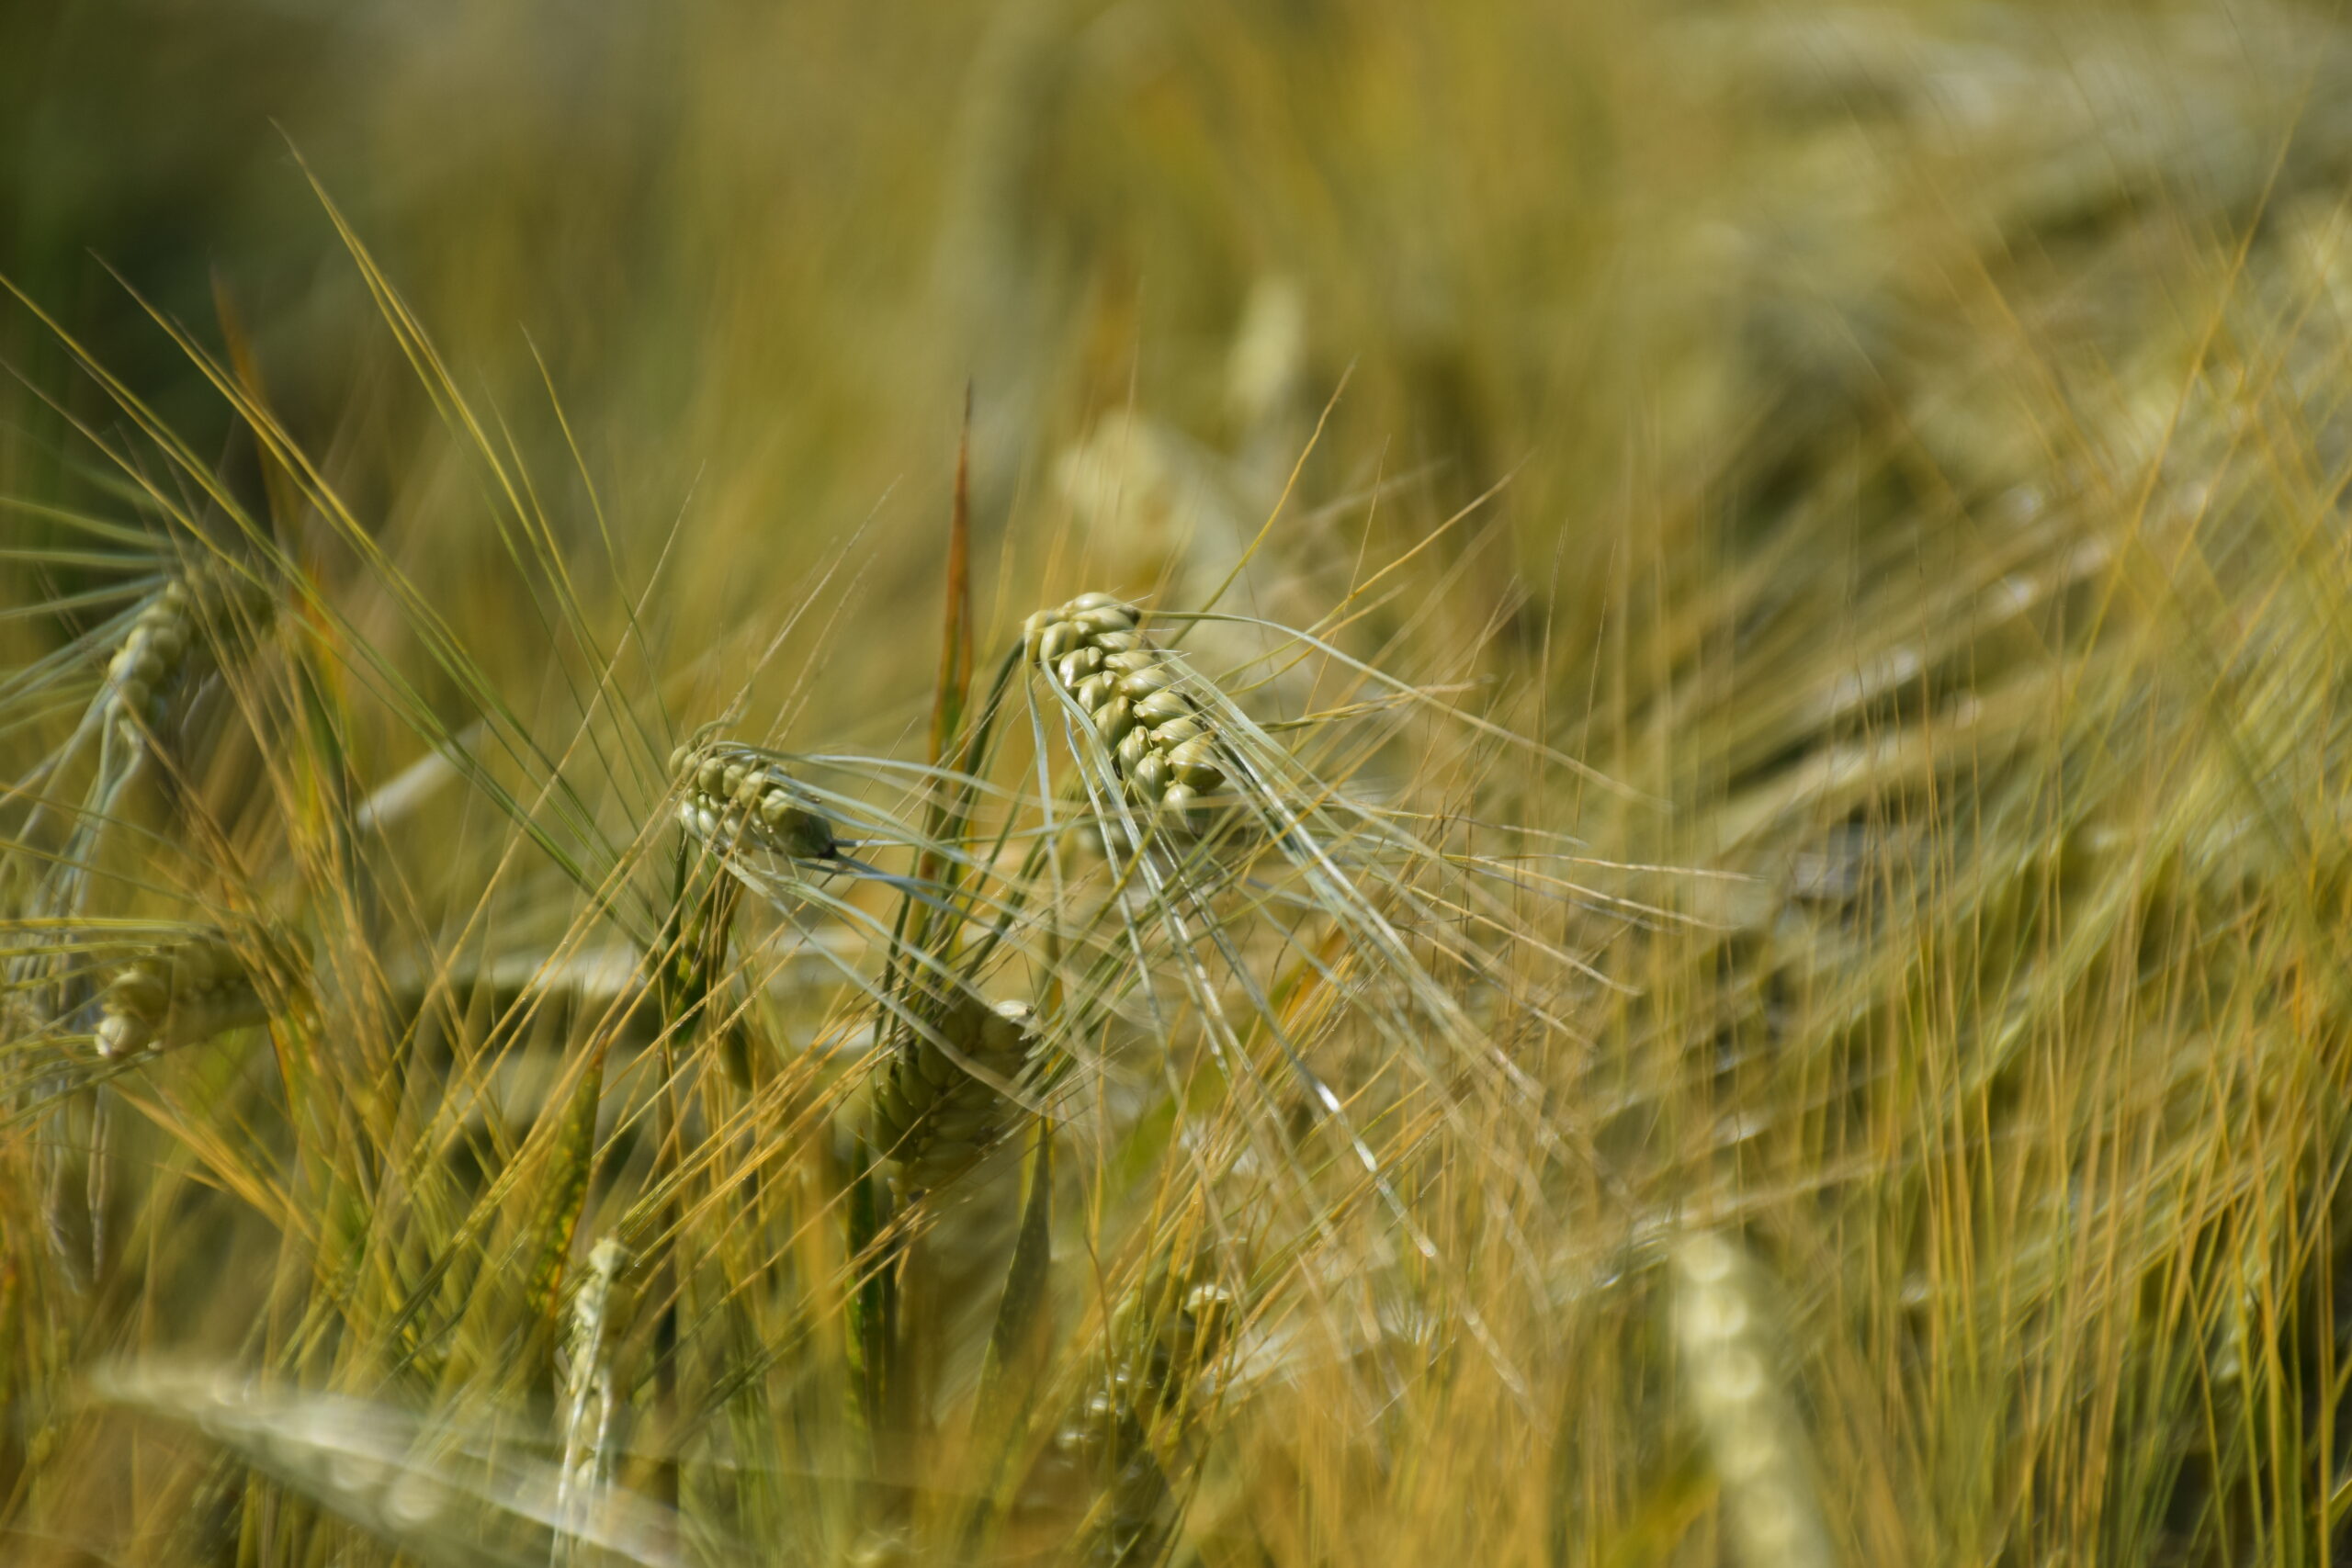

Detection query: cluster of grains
(1023, 593), (1232, 835)
(868, 989), (1037, 1195)
(555, 1236), (632, 1563)
(668, 739), (837, 861)
(1046, 1277), (1237, 1564)
(1670, 1232), (1835, 1568)
(102, 566), (270, 735)
(102, 582), (196, 733)
(96, 931), (284, 1057)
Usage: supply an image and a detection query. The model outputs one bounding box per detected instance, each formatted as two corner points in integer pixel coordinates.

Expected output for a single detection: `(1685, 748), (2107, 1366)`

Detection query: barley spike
(669, 739), (839, 862)
(868, 990), (1037, 1197)
(1023, 594), (1232, 835)
(94, 929), (300, 1058)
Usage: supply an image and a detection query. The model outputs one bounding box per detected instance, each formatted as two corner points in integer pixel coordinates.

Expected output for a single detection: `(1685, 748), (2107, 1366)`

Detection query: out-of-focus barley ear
(87, 1362), (684, 1568)
(1046, 1260), (1240, 1568)
(868, 990), (1040, 1201)
(93, 558), (272, 743)
(6, 559), (277, 1026)
(3, 559), (280, 1285)
(6, 920), (302, 1291)
(1669, 1231), (1837, 1568)
(92, 926), (307, 1059)
(555, 1237), (636, 1568)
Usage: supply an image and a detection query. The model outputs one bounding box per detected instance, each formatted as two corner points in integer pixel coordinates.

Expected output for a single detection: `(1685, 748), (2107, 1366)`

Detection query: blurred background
(0, 6), (2307, 622)
(8, 0), (2346, 764)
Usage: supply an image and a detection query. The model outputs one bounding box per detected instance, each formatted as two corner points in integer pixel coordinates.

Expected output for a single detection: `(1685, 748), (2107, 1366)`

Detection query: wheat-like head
(96, 560), (275, 736)
(669, 738), (840, 862)
(1023, 593), (1233, 837)
(94, 928), (303, 1057)
(869, 988), (1038, 1197)
(1670, 1231), (1836, 1568)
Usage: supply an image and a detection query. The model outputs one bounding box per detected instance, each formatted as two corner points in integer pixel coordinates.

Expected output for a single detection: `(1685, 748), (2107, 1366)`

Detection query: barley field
(3, 3), (2349, 1564)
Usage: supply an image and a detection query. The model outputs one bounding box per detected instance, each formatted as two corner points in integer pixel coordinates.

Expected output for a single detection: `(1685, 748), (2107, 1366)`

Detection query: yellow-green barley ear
(97, 561), (276, 739)
(868, 989), (1039, 1199)
(554, 1237), (634, 1568)
(1023, 593), (1237, 839)
(95, 926), (307, 1058)
(670, 738), (839, 863)
(1670, 1231), (1836, 1568)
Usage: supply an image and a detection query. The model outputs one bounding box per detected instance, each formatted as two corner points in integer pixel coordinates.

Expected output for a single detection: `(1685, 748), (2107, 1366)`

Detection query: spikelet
(1046, 1271), (1238, 1565)
(99, 563), (273, 737)
(1669, 1231), (1836, 1568)
(555, 1236), (632, 1566)
(94, 929), (300, 1058)
(1023, 593), (1233, 836)
(668, 739), (838, 862)
(867, 989), (1037, 1197)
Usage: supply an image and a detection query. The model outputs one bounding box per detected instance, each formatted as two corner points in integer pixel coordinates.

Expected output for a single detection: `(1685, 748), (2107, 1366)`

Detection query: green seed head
(875, 989), (1040, 1197)
(1027, 592), (1241, 838)
(676, 740), (838, 862)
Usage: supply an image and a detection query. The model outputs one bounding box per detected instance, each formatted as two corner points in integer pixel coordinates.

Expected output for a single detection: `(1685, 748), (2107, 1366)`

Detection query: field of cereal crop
(5, 5), (2351, 1562)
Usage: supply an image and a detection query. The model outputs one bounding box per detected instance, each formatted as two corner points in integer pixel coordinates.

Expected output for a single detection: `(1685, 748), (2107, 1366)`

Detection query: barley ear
(99, 562), (271, 739)
(1670, 1231), (1836, 1568)
(96, 927), (306, 1058)
(670, 739), (839, 864)
(1050, 1256), (1239, 1568)
(554, 1236), (635, 1568)
(1025, 594), (1237, 839)
(868, 991), (1040, 1200)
